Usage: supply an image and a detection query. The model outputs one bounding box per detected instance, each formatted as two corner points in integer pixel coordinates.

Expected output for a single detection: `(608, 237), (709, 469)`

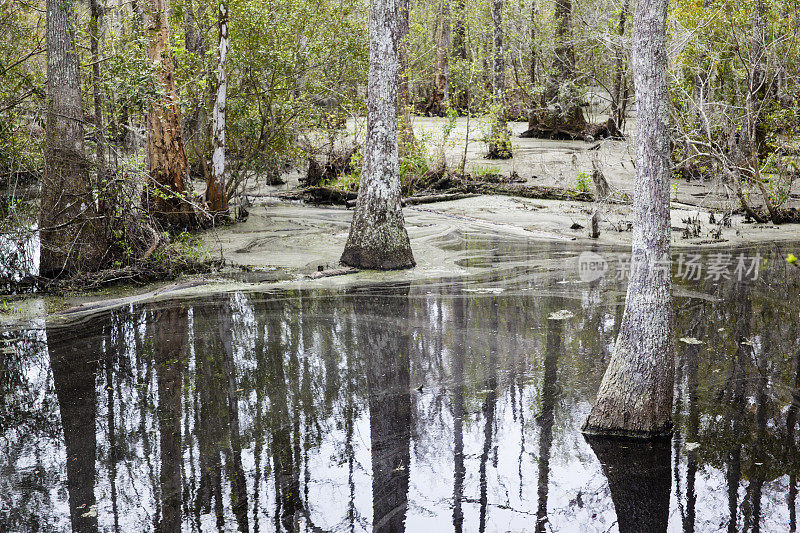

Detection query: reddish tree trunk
(144, 0), (196, 229)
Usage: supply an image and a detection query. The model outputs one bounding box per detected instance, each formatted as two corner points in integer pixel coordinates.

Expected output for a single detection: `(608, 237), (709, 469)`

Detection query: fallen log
(306, 267), (360, 279)
(275, 186), (358, 205)
(453, 180), (595, 202)
(280, 181), (593, 206)
(345, 192), (480, 208)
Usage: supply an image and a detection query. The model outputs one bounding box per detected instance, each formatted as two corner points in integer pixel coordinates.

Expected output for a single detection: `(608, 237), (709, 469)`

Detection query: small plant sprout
(575, 171), (591, 193)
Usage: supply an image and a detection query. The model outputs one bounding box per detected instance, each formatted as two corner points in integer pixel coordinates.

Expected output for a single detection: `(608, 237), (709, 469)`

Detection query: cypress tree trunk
(340, 0), (415, 270)
(488, 0), (512, 158)
(553, 0), (574, 83)
(452, 0), (466, 60)
(529, 0), (538, 94)
(207, 0), (230, 217)
(89, 0), (109, 184)
(451, 0), (468, 110)
(398, 0), (414, 144)
(431, 0), (450, 116)
(41, 0), (108, 277)
(610, 0), (629, 133)
(582, 0), (674, 439)
(144, 0), (195, 229)
(524, 0), (586, 138)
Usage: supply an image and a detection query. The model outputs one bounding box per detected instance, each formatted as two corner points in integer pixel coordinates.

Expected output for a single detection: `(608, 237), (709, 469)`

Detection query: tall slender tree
(398, 0), (414, 144)
(487, 0), (512, 158)
(610, 0), (630, 134)
(582, 0), (674, 438)
(340, 0), (414, 270)
(207, 0), (230, 217)
(430, 0), (450, 116)
(41, 0), (108, 276)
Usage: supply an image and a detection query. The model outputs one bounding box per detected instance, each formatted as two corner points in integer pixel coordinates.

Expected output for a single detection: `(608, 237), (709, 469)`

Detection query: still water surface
(1, 234), (799, 532)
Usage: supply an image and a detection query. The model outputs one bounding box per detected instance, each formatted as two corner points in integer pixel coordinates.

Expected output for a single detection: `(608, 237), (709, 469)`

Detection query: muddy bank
(2, 117), (799, 324)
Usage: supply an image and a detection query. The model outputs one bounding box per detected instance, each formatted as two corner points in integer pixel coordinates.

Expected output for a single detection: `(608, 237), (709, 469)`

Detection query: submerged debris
(548, 309), (575, 320)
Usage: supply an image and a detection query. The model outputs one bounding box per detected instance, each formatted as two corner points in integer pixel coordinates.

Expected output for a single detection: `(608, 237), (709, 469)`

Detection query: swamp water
(1, 234), (799, 533)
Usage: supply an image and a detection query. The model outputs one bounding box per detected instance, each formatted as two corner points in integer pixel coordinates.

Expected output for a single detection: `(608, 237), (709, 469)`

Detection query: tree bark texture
(41, 0), (108, 276)
(553, 0), (575, 83)
(207, 1), (230, 216)
(144, 0), (195, 229)
(583, 0), (674, 438)
(341, 0), (415, 270)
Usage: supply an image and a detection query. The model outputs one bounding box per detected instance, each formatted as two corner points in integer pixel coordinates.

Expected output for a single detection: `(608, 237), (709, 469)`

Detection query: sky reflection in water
(1, 236), (799, 533)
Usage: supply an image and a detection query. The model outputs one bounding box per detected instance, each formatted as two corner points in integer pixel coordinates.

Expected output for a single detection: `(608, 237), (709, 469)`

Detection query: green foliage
(575, 171), (591, 193)
(482, 105), (513, 159)
(400, 132), (431, 186)
(473, 164), (501, 177)
(0, 1), (44, 177)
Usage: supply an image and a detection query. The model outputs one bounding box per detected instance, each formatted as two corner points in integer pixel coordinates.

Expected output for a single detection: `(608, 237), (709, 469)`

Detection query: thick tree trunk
(340, 0), (415, 270)
(582, 0), (674, 438)
(488, 0), (512, 158)
(41, 0), (108, 276)
(553, 0), (574, 84)
(89, 0), (109, 184)
(430, 0), (450, 116)
(523, 0), (586, 138)
(144, 0), (195, 229)
(206, 1), (229, 217)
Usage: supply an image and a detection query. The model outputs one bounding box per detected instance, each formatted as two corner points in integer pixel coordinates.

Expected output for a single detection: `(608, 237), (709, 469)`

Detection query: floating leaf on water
(680, 337), (704, 345)
(548, 310), (574, 321)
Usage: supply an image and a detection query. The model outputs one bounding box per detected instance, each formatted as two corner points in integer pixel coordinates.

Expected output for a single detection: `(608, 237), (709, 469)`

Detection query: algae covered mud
(1, 233), (800, 532)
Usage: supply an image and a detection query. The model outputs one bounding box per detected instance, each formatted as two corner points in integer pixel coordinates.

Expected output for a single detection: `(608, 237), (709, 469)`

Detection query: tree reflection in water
(2, 244), (800, 532)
